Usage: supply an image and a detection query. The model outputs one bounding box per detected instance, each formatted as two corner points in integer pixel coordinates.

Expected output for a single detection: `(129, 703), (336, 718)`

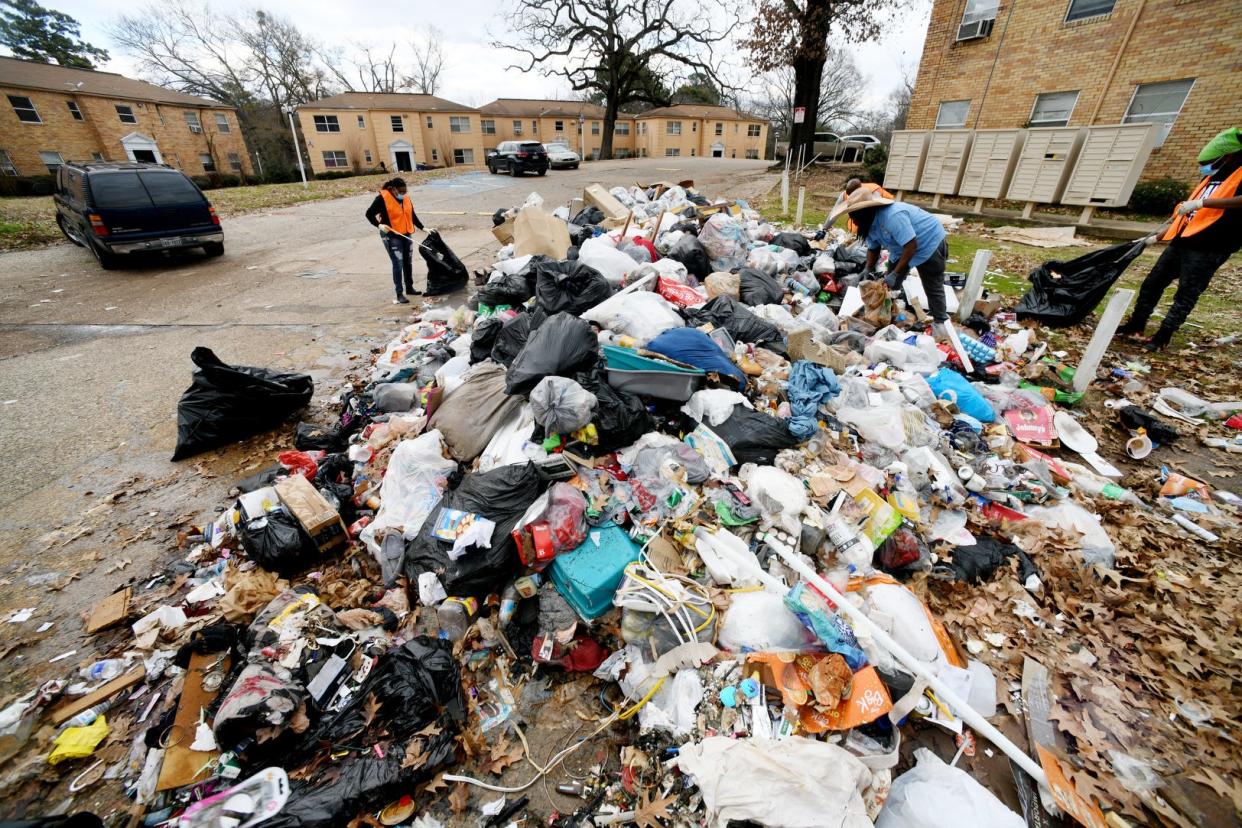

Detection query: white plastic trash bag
(699, 213), (747, 270)
(360, 430), (457, 558)
(681, 390), (751, 426)
(478, 406), (537, 471)
(581, 291), (684, 345)
(876, 748), (1023, 828)
(580, 236), (638, 286)
(530, 376), (598, 434)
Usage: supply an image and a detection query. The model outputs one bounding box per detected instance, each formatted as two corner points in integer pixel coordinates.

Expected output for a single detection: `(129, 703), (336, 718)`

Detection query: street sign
(793, 107), (806, 124)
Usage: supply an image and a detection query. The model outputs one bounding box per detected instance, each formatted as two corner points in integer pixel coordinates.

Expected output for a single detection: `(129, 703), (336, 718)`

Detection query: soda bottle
(436, 597), (479, 641)
(79, 659), (125, 682)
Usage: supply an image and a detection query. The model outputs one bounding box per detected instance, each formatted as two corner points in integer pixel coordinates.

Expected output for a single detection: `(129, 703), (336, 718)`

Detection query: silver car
(545, 144), (581, 169)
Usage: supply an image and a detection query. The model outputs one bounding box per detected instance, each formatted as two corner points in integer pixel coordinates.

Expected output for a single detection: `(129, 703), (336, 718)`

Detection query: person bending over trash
(1119, 127), (1242, 351)
(828, 187), (950, 334)
(365, 177), (426, 304)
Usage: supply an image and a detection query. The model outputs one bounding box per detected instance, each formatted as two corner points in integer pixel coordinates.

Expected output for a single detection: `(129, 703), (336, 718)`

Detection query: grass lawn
(0, 169), (456, 253)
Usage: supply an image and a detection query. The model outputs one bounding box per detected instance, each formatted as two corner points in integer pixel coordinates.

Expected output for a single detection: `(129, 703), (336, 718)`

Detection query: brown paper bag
(513, 206), (570, 258)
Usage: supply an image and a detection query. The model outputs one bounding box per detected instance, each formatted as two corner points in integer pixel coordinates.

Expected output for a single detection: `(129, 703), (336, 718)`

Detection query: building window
(554, 119), (564, 132)
(747, 124), (761, 137)
(935, 99), (970, 128)
(482, 119), (496, 134)
(357, 115), (365, 128)
(1029, 91), (1079, 127)
(313, 114), (340, 133)
(426, 115), (433, 128)
(227, 152), (241, 171)
(91, 152), (103, 162)
(322, 150), (348, 168)
(1065, 0), (1114, 22)
(591, 121), (599, 135)
(184, 111), (203, 131)
(431, 148), (438, 161)
(364, 150), (372, 164)
(957, 0), (998, 39)
(531, 120), (538, 133)
(615, 122), (630, 135)
(66, 101), (83, 121)
(667, 121), (682, 135)
(115, 105), (138, 124)
(691, 122), (697, 132)
(665, 148), (680, 157)
(39, 151), (64, 172)
(0, 150), (17, 175)
(450, 116), (470, 133)
(200, 153), (216, 172)
(1123, 78), (1194, 148)
(215, 113), (230, 133)
(390, 115), (404, 132)
(715, 122), (723, 136)
(453, 148), (474, 164)
(512, 119), (522, 135)
(746, 149), (759, 159)
(8, 95), (41, 123)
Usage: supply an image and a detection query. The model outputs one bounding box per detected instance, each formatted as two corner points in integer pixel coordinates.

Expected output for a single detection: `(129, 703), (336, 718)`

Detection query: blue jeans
(383, 234), (413, 294)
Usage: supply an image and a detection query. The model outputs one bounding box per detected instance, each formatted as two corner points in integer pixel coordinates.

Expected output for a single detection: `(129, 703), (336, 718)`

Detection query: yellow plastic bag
(48, 715), (109, 765)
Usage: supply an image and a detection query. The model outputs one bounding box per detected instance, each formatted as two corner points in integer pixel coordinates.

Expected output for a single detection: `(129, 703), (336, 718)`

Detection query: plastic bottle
(61, 700), (113, 729)
(498, 584), (520, 628)
(1071, 473), (1147, 509)
(79, 659), (126, 682)
(825, 517), (870, 570)
(436, 596), (479, 641)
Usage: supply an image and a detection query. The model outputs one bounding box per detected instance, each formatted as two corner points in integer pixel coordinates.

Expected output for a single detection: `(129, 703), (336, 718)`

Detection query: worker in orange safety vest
(365, 177), (426, 304)
(1119, 127), (1242, 351)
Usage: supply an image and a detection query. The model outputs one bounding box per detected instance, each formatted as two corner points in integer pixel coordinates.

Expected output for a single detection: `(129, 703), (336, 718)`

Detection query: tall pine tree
(0, 0), (109, 69)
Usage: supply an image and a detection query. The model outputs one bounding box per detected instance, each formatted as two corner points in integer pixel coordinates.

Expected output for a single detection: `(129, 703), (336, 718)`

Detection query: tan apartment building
(907, 0), (1239, 183)
(296, 92), (484, 174)
(478, 99), (637, 159)
(633, 105), (768, 160)
(0, 56), (252, 178)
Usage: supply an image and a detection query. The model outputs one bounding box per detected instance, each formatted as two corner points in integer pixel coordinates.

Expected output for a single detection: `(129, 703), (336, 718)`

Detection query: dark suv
(486, 142), (549, 176)
(54, 162), (224, 269)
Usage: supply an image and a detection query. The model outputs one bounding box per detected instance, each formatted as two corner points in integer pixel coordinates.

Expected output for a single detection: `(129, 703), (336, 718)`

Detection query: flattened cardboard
(157, 651), (229, 790)
(275, 474), (347, 552)
(582, 184), (628, 227)
(513, 206), (570, 259)
(84, 587), (132, 634)
(492, 214), (515, 245)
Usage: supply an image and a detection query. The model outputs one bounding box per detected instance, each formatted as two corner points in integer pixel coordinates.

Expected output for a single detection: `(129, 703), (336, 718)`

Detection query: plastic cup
(1126, 431), (1152, 460)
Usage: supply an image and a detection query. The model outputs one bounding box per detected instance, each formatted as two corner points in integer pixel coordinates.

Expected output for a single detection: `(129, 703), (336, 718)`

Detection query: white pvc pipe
(759, 533), (1050, 788)
(1072, 288), (1133, 393)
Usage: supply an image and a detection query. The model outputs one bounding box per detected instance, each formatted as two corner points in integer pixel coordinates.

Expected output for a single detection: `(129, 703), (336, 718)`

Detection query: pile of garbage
(3, 179), (1240, 828)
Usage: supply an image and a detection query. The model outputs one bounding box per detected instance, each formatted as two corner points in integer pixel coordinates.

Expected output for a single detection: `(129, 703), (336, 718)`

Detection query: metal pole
(253, 151), (264, 179)
(287, 109), (307, 188)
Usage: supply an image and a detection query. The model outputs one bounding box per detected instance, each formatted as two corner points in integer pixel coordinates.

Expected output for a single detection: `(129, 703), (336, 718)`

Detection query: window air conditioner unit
(189, 124), (202, 133)
(956, 17), (994, 41)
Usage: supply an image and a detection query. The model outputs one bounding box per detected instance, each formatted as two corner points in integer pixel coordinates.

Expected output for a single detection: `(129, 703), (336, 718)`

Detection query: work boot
(404, 283), (422, 296)
(1117, 318), (1146, 338)
(1144, 327), (1172, 352)
(393, 293), (410, 305)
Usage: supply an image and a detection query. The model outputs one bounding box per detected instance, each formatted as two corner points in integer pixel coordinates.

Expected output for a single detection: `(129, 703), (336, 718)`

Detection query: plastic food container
(548, 523), (644, 621)
(604, 345), (705, 401)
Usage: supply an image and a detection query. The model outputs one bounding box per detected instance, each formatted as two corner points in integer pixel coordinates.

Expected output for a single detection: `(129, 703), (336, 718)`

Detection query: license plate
(157, 237), (181, 248)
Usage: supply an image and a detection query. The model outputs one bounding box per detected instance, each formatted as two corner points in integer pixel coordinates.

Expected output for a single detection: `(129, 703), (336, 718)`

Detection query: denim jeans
(383, 234), (413, 294)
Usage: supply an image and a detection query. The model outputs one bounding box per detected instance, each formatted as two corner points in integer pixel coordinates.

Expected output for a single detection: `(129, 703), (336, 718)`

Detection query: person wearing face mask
(365, 177), (426, 304)
(1119, 127), (1242, 351)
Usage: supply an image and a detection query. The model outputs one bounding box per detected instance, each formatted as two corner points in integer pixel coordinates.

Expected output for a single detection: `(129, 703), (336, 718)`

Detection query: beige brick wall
(480, 114), (638, 158)
(1, 86), (252, 176)
(298, 107), (485, 173)
(635, 117), (768, 160)
(908, 0), (1240, 185)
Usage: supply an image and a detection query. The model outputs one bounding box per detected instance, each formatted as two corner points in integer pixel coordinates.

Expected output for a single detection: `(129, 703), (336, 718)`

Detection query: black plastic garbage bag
(575, 366), (654, 456)
(172, 347), (313, 460)
(1119, 405), (1180, 445)
(267, 729), (456, 828)
(403, 463), (546, 597)
(771, 231), (811, 257)
(476, 272), (533, 307)
(418, 230), (469, 295)
(213, 662), (308, 752)
(505, 312), (599, 396)
(315, 637), (465, 746)
(683, 295), (787, 355)
(293, 422), (344, 452)
(240, 510), (316, 576)
(533, 259), (612, 317)
(937, 536), (1038, 584)
(738, 267), (785, 306)
(470, 316), (504, 364)
(572, 206), (604, 226)
(1016, 239), (1147, 326)
(491, 312), (533, 367)
(834, 242), (869, 275)
(666, 234), (712, 280)
(710, 406), (799, 465)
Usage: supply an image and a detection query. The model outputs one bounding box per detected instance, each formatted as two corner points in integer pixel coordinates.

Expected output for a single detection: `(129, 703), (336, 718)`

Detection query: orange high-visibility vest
(1161, 166), (1242, 241)
(380, 189), (415, 236)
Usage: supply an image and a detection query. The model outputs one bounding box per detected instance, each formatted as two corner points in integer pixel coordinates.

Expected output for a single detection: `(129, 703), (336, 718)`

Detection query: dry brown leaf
(483, 736), (524, 776)
(359, 693), (381, 730)
(400, 740), (429, 771)
(449, 782), (470, 814)
(422, 772), (449, 794)
(632, 789), (678, 828)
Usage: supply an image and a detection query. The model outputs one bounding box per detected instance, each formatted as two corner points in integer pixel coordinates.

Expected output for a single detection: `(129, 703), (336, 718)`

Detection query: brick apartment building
(633, 105), (768, 160)
(907, 0), (1239, 184)
(478, 99), (635, 159)
(0, 56), (253, 178)
(295, 92), (486, 174)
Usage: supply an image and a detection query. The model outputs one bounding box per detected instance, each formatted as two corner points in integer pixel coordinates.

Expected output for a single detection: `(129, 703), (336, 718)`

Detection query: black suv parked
(486, 142), (549, 176)
(54, 162), (224, 269)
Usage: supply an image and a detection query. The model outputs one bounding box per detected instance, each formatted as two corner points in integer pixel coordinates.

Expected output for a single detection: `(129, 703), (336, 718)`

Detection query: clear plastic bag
(876, 748), (1023, 828)
(530, 376), (598, 434)
(360, 430), (457, 561)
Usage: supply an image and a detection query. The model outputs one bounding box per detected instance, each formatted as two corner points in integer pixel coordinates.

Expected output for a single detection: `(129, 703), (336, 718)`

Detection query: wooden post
(648, 210), (666, 242)
(781, 171), (790, 215)
(619, 210), (633, 239)
(1021, 201), (1036, 220)
(973, 197), (985, 214)
(958, 249), (992, 322)
(943, 319), (975, 375)
(931, 193), (942, 209)
(895, 190), (906, 202)
(1078, 205), (1096, 226)
(1072, 288), (1133, 393)
(795, 186), (805, 228)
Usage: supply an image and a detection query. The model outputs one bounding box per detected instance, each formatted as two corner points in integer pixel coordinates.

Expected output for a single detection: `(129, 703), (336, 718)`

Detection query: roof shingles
(301, 91), (477, 112)
(0, 55), (229, 108)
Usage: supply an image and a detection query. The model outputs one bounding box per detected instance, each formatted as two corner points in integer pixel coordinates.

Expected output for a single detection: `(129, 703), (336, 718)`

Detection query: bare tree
(743, 0), (903, 165)
(495, 0), (738, 160)
(406, 26), (444, 94)
(750, 47), (862, 143)
(847, 67), (914, 143)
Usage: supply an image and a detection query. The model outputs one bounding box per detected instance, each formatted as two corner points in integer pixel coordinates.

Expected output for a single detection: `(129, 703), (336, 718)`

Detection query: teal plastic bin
(603, 345), (705, 402)
(548, 523), (643, 621)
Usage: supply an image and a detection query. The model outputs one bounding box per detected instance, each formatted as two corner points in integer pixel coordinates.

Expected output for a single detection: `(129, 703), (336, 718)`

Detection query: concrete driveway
(0, 158), (776, 685)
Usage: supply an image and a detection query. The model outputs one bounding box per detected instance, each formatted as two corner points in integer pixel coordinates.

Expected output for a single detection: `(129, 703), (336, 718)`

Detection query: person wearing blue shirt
(827, 188), (950, 323)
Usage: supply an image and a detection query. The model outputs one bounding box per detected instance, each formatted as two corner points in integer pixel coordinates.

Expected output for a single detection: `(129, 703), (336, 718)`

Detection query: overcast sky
(41, 0), (930, 118)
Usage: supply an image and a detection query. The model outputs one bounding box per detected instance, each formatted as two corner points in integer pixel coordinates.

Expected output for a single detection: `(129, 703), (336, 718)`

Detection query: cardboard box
(492, 214), (515, 245)
(513, 206), (569, 258)
(583, 184), (629, 227)
(276, 475), (347, 552)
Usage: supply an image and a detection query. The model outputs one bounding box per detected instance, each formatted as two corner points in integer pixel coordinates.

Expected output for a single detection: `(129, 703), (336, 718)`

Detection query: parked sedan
(545, 144), (581, 169)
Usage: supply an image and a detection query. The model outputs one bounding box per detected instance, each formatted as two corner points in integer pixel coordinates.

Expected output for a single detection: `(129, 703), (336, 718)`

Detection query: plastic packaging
(876, 748), (1024, 827)
(530, 376), (598, 434)
(579, 236), (638, 286)
(359, 431), (457, 566)
(436, 596), (479, 641)
(79, 659), (126, 683)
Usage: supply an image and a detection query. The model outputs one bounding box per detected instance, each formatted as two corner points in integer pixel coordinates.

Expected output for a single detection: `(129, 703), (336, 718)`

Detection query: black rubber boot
(1143, 327), (1172, 352)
